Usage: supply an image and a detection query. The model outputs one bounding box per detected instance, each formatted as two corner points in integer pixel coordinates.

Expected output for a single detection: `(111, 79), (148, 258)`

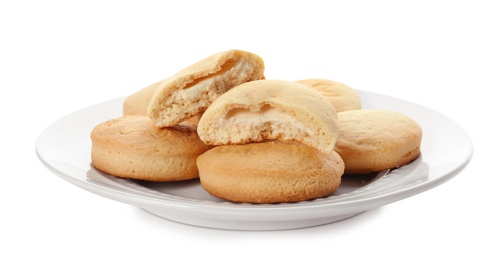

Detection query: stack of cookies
(90, 49), (422, 204)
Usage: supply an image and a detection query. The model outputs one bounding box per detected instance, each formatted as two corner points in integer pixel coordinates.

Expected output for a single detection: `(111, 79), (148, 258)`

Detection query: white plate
(36, 90), (473, 230)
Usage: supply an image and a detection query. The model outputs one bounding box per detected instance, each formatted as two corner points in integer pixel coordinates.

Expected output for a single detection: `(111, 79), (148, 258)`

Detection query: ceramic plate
(36, 90), (473, 230)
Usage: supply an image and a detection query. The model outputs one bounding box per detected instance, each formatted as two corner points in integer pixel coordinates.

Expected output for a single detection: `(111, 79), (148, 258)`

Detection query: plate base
(142, 207), (364, 231)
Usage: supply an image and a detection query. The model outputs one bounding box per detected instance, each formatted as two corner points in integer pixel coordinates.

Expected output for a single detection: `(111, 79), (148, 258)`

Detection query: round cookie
(123, 81), (200, 125)
(334, 109), (422, 174)
(197, 141), (345, 203)
(297, 78), (361, 112)
(91, 115), (212, 182)
(197, 79), (339, 154)
(123, 81), (162, 116)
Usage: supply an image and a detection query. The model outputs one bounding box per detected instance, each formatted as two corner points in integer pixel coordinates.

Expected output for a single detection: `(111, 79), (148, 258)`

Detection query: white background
(2, 0), (501, 259)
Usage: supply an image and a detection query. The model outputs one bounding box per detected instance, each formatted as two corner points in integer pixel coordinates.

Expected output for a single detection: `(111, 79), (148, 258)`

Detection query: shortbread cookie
(197, 141), (345, 203)
(334, 109), (422, 174)
(297, 78), (361, 112)
(123, 81), (162, 116)
(148, 49), (265, 127)
(123, 81), (200, 125)
(90, 115), (211, 182)
(197, 80), (339, 154)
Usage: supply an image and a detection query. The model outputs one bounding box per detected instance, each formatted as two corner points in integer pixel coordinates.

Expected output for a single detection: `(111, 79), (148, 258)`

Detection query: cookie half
(147, 49), (265, 127)
(197, 141), (345, 203)
(334, 109), (422, 174)
(91, 115), (212, 182)
(197, 80), (339, 154)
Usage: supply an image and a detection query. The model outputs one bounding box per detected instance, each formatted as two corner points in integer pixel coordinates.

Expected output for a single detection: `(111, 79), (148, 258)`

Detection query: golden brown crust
(90, 115), (211, 182)
(148, 49), (265, 127)
(197, 80), (339, 154)
(123, 81), (162, 116)
(297, 78), (361, 112)
(197, 141), (345, 203)
(334, 110), (422, 174)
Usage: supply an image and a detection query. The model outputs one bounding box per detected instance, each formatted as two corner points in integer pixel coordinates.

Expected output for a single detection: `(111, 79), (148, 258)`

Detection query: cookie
(90, 115), (212, 182)
(123, 81), (200, 125)
(148, 49), (265, 127)
(297, 78), (361, 112)
(123, 81), (162, 116)
(197, 141), (345, 203)
(334, 109), (422, 174)
(197, 79), (339, 154)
